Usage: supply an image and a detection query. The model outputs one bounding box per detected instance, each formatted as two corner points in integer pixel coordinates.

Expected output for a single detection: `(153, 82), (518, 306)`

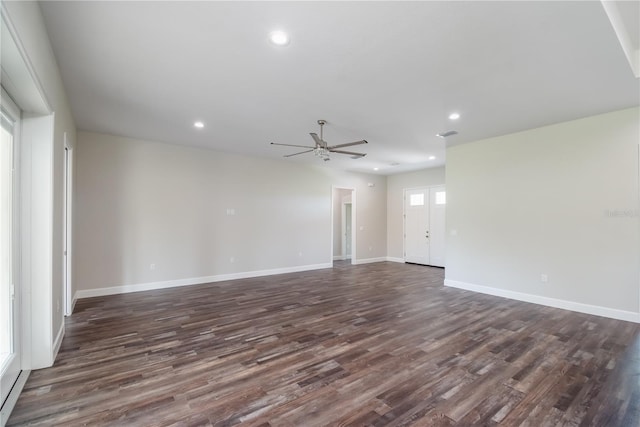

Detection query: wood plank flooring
(8, 261), (640, 426)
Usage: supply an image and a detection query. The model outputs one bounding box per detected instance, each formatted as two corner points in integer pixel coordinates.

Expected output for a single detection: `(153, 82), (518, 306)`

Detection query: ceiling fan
(271, 120), (367, 161)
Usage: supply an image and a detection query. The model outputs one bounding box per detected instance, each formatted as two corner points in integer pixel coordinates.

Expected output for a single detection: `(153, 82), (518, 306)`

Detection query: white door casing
(63, 134), (73, 316)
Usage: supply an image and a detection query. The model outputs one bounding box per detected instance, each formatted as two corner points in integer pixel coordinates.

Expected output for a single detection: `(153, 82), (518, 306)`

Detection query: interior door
(0, 99), (20, 407)
(429, 186), (446, 267)
(404, 188), (430, 264)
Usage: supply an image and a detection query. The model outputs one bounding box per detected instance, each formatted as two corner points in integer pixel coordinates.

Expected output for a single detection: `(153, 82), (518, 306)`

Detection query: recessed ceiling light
(449, 112), (460, 120)
(428, 156), (436, 160)
(194, 121), (204, 128)
(373, 167), (379, 171)
(269, 31), (290, 46)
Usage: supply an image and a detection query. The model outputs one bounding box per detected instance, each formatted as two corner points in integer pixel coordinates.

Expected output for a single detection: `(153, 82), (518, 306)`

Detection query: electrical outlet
(150, 263), (156, 270)
(541, 274), (548, 283)
(230, 256), (235, 263)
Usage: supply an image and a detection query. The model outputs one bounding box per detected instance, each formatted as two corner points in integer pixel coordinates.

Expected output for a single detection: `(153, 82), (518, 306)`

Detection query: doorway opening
(332, 187), (355, 265)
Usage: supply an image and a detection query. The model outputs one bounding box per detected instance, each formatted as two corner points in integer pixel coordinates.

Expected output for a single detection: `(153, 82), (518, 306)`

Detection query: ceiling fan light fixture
(314, 147), (330, 161)
(194, 121), (204, 129)
(269, 30), (290, 46)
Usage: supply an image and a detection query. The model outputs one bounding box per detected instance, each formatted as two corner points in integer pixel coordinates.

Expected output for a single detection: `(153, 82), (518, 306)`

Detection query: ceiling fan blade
(283, 149), (314, 158)
(329, 149), (366, 158)
(328, 140), (368, 150)
(309, 133), (323, 147)
(271, 142), (315, 149)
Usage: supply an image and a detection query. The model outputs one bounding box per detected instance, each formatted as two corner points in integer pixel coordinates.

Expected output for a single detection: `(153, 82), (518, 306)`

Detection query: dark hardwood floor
(8, 261), (640, 426)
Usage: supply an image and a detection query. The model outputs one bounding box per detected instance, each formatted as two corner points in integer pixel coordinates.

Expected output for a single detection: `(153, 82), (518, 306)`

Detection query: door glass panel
(0, 112), (14, 369)
(410, 193), (424, 206)
(435, 191), (446, 205)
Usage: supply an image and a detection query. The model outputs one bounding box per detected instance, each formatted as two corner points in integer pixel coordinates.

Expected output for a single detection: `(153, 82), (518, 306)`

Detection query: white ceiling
(39, 1), (639, 175)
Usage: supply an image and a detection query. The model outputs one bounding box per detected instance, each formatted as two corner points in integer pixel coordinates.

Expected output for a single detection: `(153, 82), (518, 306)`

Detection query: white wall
(445, 107), (639, 321)
(3, 1), (76, 368)
(386, 167), (446, 260)
(74, 132), (386, 295)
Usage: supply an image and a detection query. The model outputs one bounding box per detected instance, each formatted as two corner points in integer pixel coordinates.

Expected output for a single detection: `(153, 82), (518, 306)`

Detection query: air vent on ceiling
(436, 130), (458, 138)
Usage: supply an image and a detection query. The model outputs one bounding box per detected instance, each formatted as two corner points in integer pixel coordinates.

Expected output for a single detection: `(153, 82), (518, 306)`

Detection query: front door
(404, 188), (430, 264)
(404, 186), (446, 267)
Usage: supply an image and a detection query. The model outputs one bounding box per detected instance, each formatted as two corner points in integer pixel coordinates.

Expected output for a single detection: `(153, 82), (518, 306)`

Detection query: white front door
(404, 186), (446, 267)
(0, 95), (21, 408)
(404, 188), (430, 264)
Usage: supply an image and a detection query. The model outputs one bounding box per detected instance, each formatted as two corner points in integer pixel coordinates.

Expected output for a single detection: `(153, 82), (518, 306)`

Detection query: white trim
(70, 293), (77, 314)
(333, 255), (346, 261)
(52, 322), (64, 361)
(444, 279), (640, 323)
(0, 369), (30, 426)
(62, 138), (73, 316)
(352, 257), (387, 265)
(75, 263), (333, 300)
(0, 4), (52, 113)
(386, 257), (405, 263)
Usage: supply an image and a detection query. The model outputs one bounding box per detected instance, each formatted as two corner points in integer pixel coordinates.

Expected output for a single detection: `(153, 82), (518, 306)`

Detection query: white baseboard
(70, 294), (77, 314)
(386, 257), (405, 263)
(352, 257), (387, 265)
(333, 255), (345, 261)
(444, 279), (640, 323)
(75, 263), (333, 300)
(0, 370), (30, 426)
(53, 322), (65, 362)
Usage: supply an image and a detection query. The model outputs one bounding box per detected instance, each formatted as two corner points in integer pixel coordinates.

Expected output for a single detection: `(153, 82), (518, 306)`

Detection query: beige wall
(386, 167), (446, 260)
(446, 107), (639, 319)
(74, 132), (387, 293)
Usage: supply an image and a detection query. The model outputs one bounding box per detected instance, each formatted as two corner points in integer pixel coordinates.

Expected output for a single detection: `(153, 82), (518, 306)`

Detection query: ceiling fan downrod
(318, 119), (326, 142)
